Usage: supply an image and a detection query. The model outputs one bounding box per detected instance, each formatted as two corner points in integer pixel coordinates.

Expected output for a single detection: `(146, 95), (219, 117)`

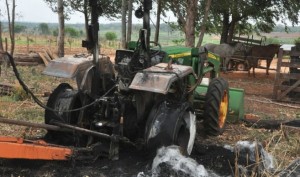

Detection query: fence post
(27, 36), (29, 54)
(5, 38), (7, 52)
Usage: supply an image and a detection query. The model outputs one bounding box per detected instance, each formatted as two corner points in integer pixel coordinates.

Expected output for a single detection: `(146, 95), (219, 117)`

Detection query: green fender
(195, 84), (245, 122)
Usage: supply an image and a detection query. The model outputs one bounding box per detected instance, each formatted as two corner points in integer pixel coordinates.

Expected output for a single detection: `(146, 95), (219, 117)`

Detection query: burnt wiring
(1, 51), (116, 113)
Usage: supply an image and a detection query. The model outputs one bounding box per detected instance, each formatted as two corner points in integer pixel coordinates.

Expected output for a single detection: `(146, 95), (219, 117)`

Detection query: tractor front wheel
(203, 78), (229, 136)
(145, 101), (196, 155)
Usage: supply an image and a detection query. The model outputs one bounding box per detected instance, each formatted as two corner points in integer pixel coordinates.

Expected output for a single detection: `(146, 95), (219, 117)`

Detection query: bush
(38, 23), (50, 35)
(52, 29), (58, 37)
(294, 37), (300, 44)
(105, 32), (117, 41)
(65, 27), (79, 38)
(265, 37), (281, 45)
(172, 38), (185, 45)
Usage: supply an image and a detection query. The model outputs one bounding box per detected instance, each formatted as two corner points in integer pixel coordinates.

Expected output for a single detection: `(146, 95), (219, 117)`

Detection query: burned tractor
(40, 0), (244, 159)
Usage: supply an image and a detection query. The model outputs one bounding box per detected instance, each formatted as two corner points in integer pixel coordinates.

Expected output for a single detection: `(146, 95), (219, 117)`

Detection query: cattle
(246, 44), (281, 77)
(204, 42), (246, 71)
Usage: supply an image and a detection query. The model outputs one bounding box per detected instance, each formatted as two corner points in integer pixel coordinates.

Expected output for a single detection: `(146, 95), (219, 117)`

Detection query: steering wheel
(149, 41), (162, 56)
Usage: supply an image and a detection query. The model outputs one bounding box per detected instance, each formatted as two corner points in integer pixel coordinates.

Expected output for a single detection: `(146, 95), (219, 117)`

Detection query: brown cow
(246, 44), (281, 77)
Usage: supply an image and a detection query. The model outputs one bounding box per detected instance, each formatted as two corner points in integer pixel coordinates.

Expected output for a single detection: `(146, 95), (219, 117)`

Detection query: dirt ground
(0, 48), (299, 176)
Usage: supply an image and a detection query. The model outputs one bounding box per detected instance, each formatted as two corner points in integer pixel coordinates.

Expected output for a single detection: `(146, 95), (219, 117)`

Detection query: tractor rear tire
(203, 78), (229, 136)
(44, 83), (86, 146)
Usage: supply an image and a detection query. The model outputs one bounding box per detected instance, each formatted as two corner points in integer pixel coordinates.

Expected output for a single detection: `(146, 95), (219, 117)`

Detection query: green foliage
(38, 23), (50, 35)
(172, 38), (185, 45)
(52, 29), (58, 36)
(105, 32), (117, 41)
(294, 37), (300, 44)
(14, 25), (27, 33)
(65, 26), (79, 38)
(265, 37), (281, 45)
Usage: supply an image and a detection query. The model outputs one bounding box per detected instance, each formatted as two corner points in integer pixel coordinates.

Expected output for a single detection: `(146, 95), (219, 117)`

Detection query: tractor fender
(43, 55), (115, 96)
(43, 57), (94, 79)
(145, 101), (196, 155)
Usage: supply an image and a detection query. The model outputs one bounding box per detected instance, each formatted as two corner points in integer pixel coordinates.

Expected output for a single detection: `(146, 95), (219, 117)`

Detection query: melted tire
(145, 102), (196, 155)
(204, 78), (229, 136)
(44, 83), (82, 146)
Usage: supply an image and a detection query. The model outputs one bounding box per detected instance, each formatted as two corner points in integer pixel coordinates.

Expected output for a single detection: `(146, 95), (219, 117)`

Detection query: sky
(0, 0), (174, 24)
(1, 0), (100, 24)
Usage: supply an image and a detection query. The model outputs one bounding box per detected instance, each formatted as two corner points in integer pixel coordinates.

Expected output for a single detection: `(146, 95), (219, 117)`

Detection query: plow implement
(0, 117), (130, 161)
(0, 136), (72, 160)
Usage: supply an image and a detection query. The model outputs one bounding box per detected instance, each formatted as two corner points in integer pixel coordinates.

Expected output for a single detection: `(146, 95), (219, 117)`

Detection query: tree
(166, 0), (198, 47)
(68, 0), (122, 41)
(52, 29), (58, 36)
(14, 25), (26, 33)
(154, 0), (162, 44)
(69, 0), (89, 40)
(45, 0), (122, 52)
(65, 26), (79, 37)
(121, 0), (127, 48)
(105, 32), (117, 41)
(0, 9), (3, 51)
(126, 0), (133, 44)
(196, 0), (212, 47)
(0, 21), (3, 51)
(207, 0), (300, 43)
(38, 23), (50, 35)
(57, 0), (64, 57)
(5, 0), (16, 55)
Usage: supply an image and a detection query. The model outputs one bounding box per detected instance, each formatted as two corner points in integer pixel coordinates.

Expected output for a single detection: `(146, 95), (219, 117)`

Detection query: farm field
(0, 40), (299, 176)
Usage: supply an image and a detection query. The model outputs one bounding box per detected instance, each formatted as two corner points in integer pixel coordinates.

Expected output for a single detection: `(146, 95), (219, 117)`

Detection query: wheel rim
(219, 90), (228, 128)
(237, 63), (245, 71)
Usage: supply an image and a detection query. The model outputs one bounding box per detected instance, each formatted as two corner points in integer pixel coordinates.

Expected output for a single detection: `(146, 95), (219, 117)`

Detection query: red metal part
(0, 136), (73, 160)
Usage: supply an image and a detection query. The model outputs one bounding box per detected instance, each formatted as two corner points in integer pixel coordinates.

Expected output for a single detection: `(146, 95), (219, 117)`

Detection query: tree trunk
(196, 0), (212, 47)
(0, 8), (3, 51)
(0, 22), (3, 51)
(184, 0), (197, 47)
(121, 0), (127, 49)
(126, 0), (133, 43)
(83, 0), (89, 41)
(57, 0), (65, 57)
(5, 0), (15, 55)
(220, 12), (229, 44)
(227, 20), (236, 43)
(11, 0), (15, 55)
(154, 0), (162, 44)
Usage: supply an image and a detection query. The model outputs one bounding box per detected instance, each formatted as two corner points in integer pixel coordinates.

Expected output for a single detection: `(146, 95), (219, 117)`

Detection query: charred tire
(203, 78), (229, 136)
(145, 101), (196, 155)
(44, 83), (84, 146)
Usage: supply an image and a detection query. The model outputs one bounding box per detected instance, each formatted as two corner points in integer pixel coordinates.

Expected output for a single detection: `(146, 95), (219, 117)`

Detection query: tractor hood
(129, 63), (193, 94)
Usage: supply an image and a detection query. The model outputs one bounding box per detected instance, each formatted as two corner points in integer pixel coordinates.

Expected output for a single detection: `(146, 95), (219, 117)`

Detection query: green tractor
(42, 0), (244, 158)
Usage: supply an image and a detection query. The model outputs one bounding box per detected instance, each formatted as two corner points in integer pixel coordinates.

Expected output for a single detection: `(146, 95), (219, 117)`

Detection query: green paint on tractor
(162, 46), (244, 122)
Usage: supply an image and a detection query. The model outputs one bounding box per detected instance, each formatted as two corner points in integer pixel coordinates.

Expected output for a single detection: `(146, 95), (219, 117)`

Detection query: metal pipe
(0, 117), (70, 132)
(52, 121), (114, 140)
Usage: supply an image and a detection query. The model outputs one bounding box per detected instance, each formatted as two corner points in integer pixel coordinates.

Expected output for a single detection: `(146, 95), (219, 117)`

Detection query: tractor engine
(114, 47), (165, 91)
(114, 50), (137, 91)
